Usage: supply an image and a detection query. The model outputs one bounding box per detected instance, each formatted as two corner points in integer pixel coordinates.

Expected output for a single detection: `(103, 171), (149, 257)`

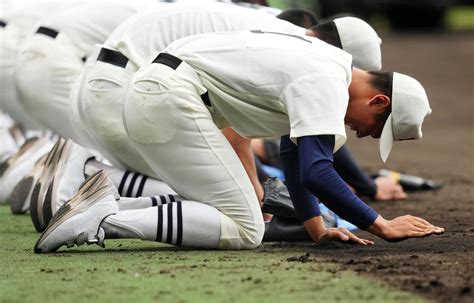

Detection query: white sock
(101, 201), (221, 248)
(117, 194), (183, 210)
(85, 159), (175, 197)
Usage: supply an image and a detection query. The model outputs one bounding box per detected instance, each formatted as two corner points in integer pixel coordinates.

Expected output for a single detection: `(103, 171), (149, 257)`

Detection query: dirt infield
(294, 31), (473, 303)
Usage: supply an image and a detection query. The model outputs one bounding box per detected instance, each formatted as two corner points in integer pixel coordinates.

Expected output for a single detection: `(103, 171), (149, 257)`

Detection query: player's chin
(370, 133), (381, 139)
(355, 131), (369, 138)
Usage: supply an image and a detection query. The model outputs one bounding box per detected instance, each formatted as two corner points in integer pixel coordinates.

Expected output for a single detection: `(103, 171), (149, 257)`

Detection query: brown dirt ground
(277, 32), (473, 303)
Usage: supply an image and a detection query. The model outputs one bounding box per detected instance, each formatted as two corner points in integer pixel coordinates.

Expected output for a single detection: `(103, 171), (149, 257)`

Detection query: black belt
(97, 47), (128, 68)
(0, 20), (7, 28)
(36, 26), (59, 39)
(152, 53), (211, 107)
(152, 53), (182, 70)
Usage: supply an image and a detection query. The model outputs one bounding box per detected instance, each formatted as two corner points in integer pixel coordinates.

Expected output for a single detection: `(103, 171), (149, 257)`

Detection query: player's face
(345, 95), (389, 138)
(346, 115), (385, 138)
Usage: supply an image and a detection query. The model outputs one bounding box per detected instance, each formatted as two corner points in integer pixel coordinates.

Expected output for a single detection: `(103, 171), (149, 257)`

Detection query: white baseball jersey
(40, 0), (159, 58)
(164, 31), (353, 152)
(103, 2), (305, 68)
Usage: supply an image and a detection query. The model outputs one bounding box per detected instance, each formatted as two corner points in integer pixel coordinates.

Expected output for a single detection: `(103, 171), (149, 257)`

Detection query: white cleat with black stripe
(10, 154), (47, 215)
(34, 170), (119, 253)
(30, 138), (95, 232)
(0, 136), (54, 204)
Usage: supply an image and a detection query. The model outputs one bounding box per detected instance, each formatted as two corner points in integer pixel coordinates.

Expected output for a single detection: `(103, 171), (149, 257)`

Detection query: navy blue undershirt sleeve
(280, 135), (379, 230)
(333, 146), (377, 198)
(280, 135), (321, 221)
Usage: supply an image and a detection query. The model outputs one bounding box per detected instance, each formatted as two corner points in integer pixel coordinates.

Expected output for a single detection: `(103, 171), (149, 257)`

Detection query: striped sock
(117, 194), (183, 210)
(101, 201), (221, 248)
(85, 160), (176, 197)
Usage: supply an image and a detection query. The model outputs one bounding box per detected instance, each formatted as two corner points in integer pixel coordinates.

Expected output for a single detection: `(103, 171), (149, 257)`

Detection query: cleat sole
(10, 176), (34, 215)
(30, 182), (43, 232)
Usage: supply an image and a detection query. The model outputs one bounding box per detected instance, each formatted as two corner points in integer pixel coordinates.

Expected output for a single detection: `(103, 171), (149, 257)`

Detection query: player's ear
(368, 94), (390, 108)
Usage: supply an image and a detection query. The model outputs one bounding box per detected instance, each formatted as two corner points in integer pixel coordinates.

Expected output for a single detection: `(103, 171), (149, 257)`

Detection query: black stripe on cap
(152, 53), (182, 70)
(97, 48), (128, 68)
(151, 196), (158, 207)
(36, 26), (59, 39)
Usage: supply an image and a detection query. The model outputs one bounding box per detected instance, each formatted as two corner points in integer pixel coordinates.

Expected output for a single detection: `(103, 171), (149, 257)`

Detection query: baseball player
(70, 2), (381, 207)
(72, 2), (310, 179)
(13, 0), (164, 145)
(0, 0), (82, 132)
(35, 30), (443, 253)
(258, 12), (407, 202)
(4, 0), (171, 217)
(22, 2), (300, 228)
(0, 0), (85, 205)
(28, 3), (384, 234)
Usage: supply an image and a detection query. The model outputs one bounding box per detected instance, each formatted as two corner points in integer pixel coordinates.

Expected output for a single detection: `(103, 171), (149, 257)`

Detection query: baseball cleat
(0, 124), (25, 163)
(261, 177), (298, 219)
(30, 138), (95, 232)
(0, 137), (54, 204)
(261, 177), (337, 228)
(34, 170), (119, 253)
(10, 154), (47, 215)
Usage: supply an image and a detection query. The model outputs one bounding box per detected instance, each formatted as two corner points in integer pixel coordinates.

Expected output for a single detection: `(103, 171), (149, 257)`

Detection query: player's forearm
(240, 151), (264, 202)
(303, 216), (327, 243)
(223, 128), (263, 202)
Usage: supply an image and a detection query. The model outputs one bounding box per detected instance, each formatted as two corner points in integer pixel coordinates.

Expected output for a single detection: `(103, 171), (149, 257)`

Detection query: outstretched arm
(281, 134), (443, 243)
(280, 135), (373, 244)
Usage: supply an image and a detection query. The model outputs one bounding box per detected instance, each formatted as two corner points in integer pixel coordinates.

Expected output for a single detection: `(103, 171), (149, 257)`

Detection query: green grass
(0, 206), (425, 303)
(446, 6), (474, 31)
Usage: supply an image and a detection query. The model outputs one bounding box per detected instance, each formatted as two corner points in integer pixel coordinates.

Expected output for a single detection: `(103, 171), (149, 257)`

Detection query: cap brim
(379, 114), (394, 163)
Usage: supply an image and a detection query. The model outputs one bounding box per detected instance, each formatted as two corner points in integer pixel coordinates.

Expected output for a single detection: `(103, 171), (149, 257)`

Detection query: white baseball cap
(333, 17), (382, 71)
(379, 72), (432, 162)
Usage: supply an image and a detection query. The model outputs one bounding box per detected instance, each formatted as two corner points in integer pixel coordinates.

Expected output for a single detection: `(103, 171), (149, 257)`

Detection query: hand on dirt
(304, 216), (373, 245)
(368, 215), (444, 242)
(374, 176), (407, 201)
(318, 227), (374, 245)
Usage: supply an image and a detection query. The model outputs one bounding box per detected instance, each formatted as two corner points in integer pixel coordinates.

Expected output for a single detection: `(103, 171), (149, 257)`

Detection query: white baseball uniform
(74, 2), (305, 178)
(108, 31), (352, 250)
(0, 0), (81, 130)
(13, 0), (156, 144)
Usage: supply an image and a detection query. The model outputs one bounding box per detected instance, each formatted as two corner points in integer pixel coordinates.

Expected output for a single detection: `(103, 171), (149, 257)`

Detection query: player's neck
(348, 69), (377, 102)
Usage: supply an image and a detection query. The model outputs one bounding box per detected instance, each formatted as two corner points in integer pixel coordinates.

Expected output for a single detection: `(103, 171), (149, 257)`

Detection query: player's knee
(241, 221), (265, 249)
(218, 211), (264, 250)
(235, 215), (265, 249)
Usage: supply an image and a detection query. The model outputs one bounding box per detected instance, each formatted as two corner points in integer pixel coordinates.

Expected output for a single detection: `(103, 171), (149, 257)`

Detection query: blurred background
(234, 0), (474, 31)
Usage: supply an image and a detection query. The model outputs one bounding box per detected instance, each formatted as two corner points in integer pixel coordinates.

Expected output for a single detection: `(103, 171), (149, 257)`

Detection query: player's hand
(317, 227), (374, 245)
(367, 215), (444, 242)
(374, 176), (407, 201)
